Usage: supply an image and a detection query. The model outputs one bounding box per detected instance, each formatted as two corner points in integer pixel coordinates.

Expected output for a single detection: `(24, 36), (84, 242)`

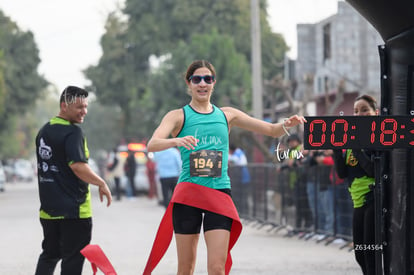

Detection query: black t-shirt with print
(36, 117), (89, 218)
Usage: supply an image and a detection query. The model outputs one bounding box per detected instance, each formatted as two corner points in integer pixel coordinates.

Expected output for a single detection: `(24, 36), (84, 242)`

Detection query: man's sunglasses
(189, 75), (215, 84)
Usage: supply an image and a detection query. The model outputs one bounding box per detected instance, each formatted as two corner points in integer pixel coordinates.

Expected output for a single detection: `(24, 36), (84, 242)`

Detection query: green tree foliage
(82, 98), (125, 154)
(147, 30), (251, 125)
(0, 11), (48, 158)
(0, 51), (6, 118)
(85, 0), (288, 145)
(84, 13), (135, 140)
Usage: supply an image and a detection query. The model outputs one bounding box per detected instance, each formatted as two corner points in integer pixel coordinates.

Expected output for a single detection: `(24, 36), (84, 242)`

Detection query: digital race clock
(303, 116), (414, 150)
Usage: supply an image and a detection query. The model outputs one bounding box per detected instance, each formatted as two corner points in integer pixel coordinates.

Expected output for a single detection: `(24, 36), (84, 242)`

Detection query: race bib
(190, 150), (222, 177)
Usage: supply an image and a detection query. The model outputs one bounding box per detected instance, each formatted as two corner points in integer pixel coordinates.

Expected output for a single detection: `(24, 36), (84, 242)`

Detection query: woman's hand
(174, 136), (199, 150)
(284, 115), (307, 128)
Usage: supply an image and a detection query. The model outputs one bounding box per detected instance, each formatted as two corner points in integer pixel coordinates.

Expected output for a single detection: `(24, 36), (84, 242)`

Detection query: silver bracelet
(282, 120), (291, 136)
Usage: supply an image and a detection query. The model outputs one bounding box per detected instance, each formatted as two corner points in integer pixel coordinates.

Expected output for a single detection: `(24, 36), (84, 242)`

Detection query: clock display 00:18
(303, 116), (414, 150)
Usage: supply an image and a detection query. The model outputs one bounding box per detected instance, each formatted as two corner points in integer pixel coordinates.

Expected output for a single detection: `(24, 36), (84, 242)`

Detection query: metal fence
(229, 164), (354, 245)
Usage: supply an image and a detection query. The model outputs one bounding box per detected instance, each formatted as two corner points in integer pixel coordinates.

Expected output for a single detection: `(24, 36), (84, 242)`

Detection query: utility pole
(251, 0), (263, 119)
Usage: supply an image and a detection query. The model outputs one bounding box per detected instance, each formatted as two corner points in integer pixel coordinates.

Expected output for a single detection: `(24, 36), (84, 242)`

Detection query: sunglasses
(189, 75), (215, 84)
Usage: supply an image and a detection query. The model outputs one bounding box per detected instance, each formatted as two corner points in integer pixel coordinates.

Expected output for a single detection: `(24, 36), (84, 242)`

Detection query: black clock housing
(304, 116), (414, 149)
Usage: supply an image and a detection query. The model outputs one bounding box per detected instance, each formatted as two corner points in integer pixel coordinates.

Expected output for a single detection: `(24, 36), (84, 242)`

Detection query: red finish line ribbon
(143, 182), (242, 275)
(81, 244), (117, 275)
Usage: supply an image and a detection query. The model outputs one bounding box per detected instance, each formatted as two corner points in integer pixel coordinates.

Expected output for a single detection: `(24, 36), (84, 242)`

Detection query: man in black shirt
(35, 86), (112, 275)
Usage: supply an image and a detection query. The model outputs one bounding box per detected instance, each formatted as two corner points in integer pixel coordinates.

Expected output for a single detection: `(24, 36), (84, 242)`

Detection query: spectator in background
(124, 150), (137, 198)
(153, 147), (182, 208)
(316, 150), (352, 242)
(286, 134), (313, 235)
(314, 150), (335, 237)
(301, 149), (324, 239)
(107, 147), (124, 201)
(229, 144), (251, 216)
(146, 154), (158, 199)
(333, 165), (353, 238)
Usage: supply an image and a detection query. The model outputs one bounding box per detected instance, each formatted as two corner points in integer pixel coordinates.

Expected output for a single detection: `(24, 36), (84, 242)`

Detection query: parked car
(13, 159), (35, 182)
(88, 158), (100, 175)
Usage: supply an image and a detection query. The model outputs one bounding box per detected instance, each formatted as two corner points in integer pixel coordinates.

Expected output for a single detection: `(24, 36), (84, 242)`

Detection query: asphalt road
(0, 181), (361, 275)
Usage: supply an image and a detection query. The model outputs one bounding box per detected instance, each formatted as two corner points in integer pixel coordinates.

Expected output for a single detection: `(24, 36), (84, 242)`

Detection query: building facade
(295, 1), (384, 115)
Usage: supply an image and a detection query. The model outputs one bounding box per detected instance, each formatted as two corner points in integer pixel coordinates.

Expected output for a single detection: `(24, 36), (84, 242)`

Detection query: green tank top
(177, 104), (230, 189)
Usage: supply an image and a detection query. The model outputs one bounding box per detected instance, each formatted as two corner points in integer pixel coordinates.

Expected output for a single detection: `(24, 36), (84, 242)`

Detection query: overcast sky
(0, 0), (339, 92)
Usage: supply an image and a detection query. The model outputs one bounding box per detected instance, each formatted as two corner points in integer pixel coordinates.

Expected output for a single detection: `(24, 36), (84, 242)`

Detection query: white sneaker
(332, 238), (346, 245)
(313, 234), (326, 241)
